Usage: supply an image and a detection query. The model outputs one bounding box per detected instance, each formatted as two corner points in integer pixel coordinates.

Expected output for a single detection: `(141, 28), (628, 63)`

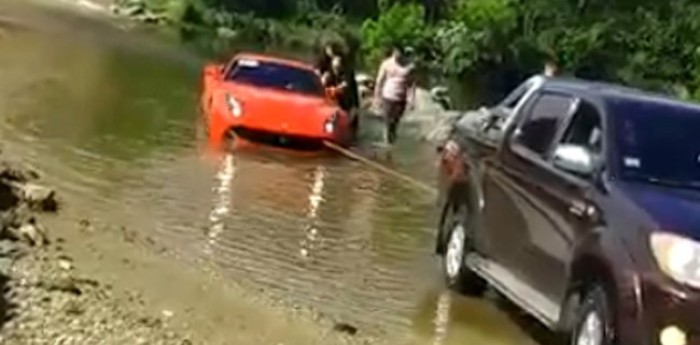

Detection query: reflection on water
(431, 291), (452, 345)
(0, 3), (545, 345)
(205, 153), (235, 255)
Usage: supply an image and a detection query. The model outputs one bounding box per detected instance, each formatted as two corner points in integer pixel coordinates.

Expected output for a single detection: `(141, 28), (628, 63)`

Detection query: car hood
(224, 82), (336, 119)
(618, 181), (700, 240)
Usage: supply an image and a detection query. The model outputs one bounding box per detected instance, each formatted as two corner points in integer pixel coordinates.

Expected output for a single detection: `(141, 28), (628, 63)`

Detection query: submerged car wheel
(571, 286), (615, 345)
(222, 131), (236, 152)
(351, 114), (359, 136)
(440, 202), (485, 294)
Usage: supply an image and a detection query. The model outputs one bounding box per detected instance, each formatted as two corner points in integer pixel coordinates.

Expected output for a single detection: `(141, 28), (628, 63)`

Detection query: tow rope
(322, 140), (436, 195)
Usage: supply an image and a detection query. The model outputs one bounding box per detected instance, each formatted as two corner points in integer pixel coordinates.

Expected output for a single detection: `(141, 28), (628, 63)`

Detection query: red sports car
(201, 53), (357, 150)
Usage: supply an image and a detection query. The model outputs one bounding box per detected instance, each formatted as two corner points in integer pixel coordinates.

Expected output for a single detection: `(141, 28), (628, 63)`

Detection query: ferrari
(201, 53), (357, 150)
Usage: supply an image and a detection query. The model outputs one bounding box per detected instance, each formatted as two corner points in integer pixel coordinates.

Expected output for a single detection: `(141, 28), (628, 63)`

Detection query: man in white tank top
(373, 46), (416, 145)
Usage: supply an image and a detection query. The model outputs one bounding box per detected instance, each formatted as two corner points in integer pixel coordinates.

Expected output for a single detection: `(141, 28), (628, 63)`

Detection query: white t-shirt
(379, 57), (414, 101)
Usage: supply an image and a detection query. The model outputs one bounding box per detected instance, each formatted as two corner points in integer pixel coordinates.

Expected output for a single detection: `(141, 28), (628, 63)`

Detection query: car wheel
(570, 286), (615, 345)
(351, 114), (359, 134)
(440, 202), (485, 294)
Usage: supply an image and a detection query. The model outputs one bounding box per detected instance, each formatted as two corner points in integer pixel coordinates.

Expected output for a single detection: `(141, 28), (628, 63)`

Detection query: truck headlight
(225, 93), (242, 118)
(651, 232), (700, 288)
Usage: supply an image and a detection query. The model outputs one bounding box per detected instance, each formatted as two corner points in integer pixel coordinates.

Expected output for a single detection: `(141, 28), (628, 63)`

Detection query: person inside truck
(543, 59), (560, 77)
(558, 100), (604, 167)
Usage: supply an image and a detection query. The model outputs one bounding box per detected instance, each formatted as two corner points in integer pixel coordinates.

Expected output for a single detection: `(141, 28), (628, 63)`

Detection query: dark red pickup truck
(435, 76), (700, 345)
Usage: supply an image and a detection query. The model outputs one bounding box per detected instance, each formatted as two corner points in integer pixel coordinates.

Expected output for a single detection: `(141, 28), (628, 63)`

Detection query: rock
(57, 257), (73, 271)
(0, 256), (12, 274)
(3, 204), (33, 229)
(0, 239), (18, 255)
(137, 316), (162, 328)
(0, 161), (39, 182)
(430, 86), (452, 110)
(16, 183), (58, 212)
(38, 276), (82, 296)
(121, 227), (136, 243)
(0, 181), (20, 211)
(79, 219), (94, 233)
(72, 277), (99, 288)
(64, 300), (85, 316)
(332, 322), (358, 335)
(16, 219), (48, 247)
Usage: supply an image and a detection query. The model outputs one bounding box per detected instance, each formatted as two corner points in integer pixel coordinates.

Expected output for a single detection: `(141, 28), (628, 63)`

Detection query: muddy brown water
(0, 2), (543, 344)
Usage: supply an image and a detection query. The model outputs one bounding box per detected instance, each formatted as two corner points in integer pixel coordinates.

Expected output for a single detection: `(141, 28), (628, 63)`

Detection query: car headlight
(650, 232), (700, 288)
(324, 111), (339, 133)
(225, 93), (242, 118)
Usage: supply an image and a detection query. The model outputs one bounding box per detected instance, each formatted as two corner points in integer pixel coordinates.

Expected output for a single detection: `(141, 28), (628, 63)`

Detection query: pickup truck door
(518, 99), (605, 302)
(480, 90), (579, 304)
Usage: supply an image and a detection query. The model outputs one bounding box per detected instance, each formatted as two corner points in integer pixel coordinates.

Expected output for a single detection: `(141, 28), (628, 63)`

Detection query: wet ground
(0, 2), (546, 344)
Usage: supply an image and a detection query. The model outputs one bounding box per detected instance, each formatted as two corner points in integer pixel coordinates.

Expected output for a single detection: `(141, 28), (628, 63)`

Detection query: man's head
(544, 60), (559, 77)
(324, 42), (340, 57)
(390, 45), (403, 59)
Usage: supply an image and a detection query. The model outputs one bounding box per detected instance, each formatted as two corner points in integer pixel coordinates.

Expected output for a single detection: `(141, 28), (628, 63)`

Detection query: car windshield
(226, 58), (324, 97)
(611, 97), (700, 189)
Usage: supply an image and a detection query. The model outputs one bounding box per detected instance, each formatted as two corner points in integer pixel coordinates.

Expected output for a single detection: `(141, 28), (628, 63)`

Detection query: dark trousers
(381, 98), (407, 144)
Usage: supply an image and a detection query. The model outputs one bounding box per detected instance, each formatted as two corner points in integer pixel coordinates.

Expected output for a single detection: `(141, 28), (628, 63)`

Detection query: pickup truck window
(500, 80), (530, 109)
(612, 99), (700, 189)
(559, 101), (603, 154)
(513, 92), (574, 156)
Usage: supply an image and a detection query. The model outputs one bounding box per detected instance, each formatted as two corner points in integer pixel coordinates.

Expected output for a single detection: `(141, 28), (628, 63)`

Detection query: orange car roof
(233, 53), (315, 71)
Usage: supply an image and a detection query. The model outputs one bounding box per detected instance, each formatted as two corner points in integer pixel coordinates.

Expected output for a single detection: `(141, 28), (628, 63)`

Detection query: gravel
(0, 158), (193, 345)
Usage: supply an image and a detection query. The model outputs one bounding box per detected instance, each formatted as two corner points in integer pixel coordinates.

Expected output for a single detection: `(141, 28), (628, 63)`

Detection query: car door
(479, 89), (577, 302)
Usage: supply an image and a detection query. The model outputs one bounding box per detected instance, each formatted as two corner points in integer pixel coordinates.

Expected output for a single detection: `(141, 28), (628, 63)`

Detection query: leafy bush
(360, 1), (428, 65)
(119, 0), (700, 101)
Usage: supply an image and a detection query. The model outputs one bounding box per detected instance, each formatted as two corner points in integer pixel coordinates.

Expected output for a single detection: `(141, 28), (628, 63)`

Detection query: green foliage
(121, 0), (700, 100)
(360, 2), (428, 65)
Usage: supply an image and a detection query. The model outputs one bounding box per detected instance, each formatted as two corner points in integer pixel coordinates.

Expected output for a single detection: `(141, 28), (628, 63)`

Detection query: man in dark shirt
(321, 56), (360, 135)
(314, 42), (341, 77)
(322, 57), (358, 111)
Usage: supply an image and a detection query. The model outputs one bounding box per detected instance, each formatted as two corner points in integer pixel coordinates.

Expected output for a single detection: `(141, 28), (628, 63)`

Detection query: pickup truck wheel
(441, 203), (485, 294)
(570, 286), (615, 345)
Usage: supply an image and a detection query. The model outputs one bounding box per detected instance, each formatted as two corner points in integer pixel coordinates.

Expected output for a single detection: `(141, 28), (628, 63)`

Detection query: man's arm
(406, 68), (417, 109)
(374, 61), (387, 100)
(322, 72), (334, 87)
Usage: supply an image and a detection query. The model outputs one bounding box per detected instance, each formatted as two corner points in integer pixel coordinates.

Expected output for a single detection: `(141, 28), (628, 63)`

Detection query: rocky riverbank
(0, 158), (194, 344)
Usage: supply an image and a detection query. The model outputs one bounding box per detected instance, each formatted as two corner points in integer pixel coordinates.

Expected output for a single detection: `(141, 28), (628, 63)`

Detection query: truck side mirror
(552, 144), (595, 177)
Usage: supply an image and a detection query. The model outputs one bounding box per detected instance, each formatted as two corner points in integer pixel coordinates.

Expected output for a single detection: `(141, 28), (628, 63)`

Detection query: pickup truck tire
(570, 285), (615, 345)
(440, 202), (486, 295)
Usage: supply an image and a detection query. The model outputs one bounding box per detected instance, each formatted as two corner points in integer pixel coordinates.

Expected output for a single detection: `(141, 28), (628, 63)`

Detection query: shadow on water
(488, 291), (563, 345)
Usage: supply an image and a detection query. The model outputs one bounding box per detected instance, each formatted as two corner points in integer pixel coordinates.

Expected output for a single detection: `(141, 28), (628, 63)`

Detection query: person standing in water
(373, 46), (416, 146)
(322, 56), (360, 136)
(322, 57), (349, 104)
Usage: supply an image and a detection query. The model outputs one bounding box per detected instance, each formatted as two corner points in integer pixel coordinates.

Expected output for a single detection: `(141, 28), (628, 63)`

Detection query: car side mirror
(552, 144), (595, 177)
